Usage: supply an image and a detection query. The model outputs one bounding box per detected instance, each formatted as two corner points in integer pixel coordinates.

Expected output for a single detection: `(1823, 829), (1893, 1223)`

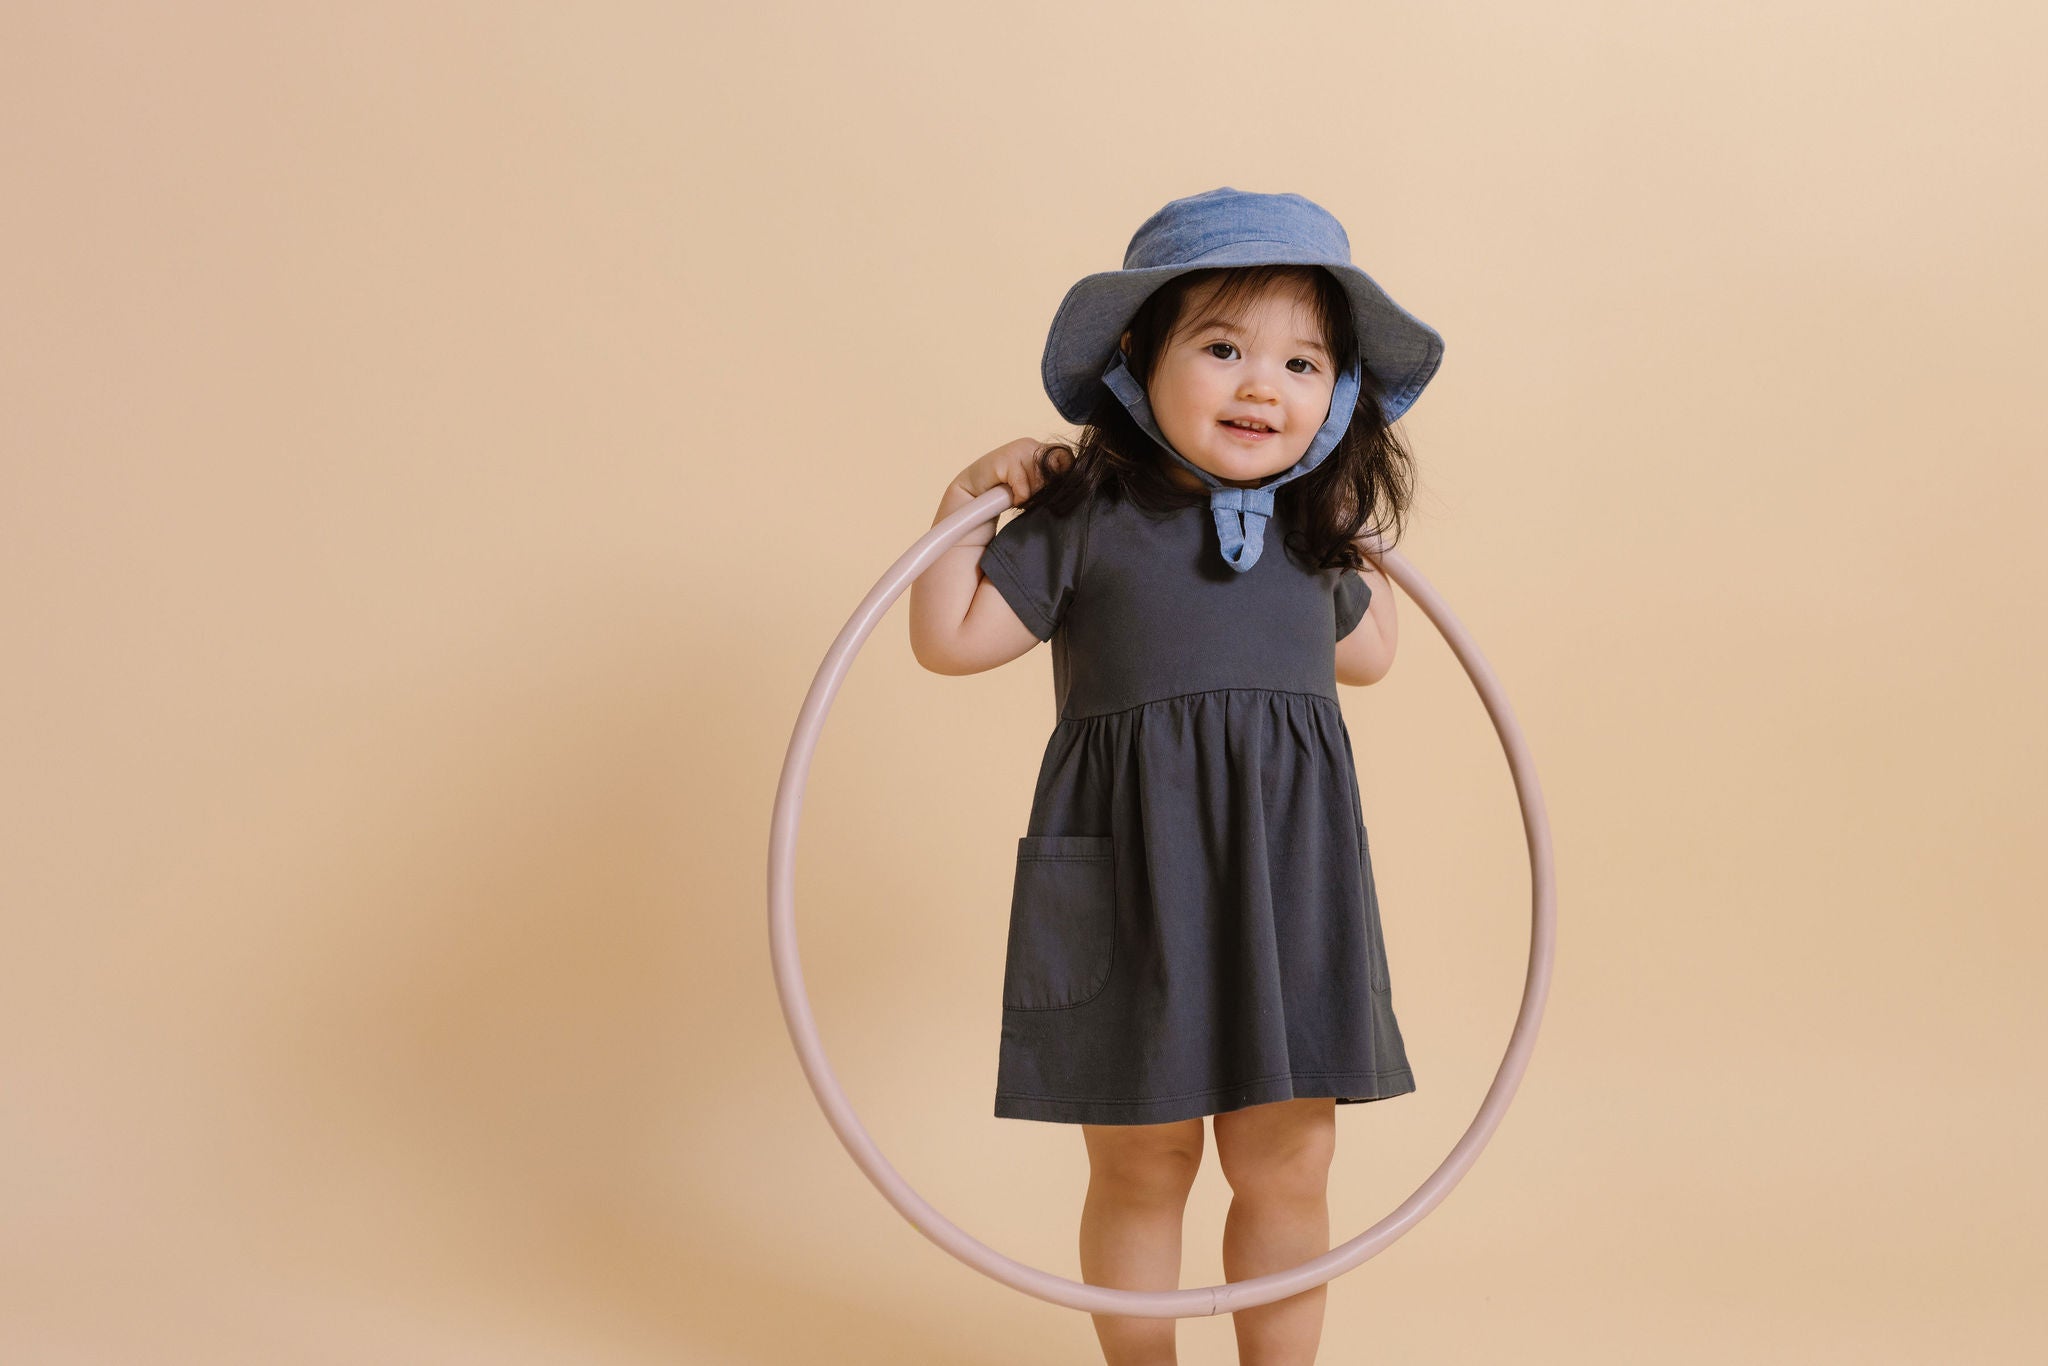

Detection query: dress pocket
(1358, 823), (1391, 992)
(1002, 834), (1117, 1011)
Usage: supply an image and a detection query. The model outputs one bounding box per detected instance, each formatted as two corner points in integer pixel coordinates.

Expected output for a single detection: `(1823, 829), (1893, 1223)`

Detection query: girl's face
(1125, 275), (1340, 492)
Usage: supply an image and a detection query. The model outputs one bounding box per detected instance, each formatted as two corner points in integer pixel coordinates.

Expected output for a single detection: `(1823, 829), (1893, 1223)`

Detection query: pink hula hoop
(768, 487), (1555, 1317)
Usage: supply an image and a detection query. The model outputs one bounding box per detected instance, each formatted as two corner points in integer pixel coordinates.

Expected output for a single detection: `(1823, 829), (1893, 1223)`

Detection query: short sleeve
(979, 497), (1089, 642)
(1334, 568), (1373, 642)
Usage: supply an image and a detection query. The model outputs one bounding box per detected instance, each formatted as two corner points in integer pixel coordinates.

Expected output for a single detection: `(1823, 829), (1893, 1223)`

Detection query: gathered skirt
(994, 687), (1416, 1126)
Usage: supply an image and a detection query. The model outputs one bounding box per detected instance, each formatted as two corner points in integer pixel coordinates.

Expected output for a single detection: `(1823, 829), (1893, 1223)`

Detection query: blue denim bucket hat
(1041, 186), (1444, 571)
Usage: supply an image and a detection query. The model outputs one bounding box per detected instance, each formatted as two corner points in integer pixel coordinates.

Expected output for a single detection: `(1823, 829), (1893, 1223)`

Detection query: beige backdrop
(5, 3), (2045, 1362)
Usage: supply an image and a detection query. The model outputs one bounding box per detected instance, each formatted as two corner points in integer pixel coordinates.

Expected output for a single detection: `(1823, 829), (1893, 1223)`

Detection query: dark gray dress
(979, 482), (1416, 1126)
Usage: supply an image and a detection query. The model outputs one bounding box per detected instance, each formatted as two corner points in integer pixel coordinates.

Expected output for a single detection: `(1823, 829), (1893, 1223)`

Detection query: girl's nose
(1238, 353), (1288, 398)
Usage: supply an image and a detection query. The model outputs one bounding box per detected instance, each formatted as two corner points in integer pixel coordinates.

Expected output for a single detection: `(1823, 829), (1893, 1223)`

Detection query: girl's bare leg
(1079, 1117), (1205, 1366)
(1213, 1097), (1337, 1366)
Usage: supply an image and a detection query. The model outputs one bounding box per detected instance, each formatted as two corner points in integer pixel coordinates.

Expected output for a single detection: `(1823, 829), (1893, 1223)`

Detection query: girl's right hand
(957, 438), (1071, 512)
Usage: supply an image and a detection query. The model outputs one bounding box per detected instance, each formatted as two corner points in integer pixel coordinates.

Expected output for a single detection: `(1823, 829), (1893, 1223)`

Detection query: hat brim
(1040, 257), (1444, 427)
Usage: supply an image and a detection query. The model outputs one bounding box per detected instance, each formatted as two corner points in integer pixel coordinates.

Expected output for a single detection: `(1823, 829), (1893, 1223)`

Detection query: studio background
(4, 3), (2043, 1362)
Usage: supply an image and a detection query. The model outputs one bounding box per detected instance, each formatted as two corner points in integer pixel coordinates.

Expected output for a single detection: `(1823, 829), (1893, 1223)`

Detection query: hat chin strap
(1100, 351), (1363, 573)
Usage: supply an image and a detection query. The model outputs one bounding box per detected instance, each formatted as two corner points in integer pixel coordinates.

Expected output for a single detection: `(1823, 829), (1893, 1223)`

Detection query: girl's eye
(1203, 340), (1319, 373)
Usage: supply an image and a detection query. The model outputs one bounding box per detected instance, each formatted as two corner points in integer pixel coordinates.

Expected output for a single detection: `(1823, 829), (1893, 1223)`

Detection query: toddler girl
(907, 186), (1443, 1366)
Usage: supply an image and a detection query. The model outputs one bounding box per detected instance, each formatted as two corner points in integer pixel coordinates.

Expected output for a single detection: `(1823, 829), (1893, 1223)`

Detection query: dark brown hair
(1015, 264), (1414, 573)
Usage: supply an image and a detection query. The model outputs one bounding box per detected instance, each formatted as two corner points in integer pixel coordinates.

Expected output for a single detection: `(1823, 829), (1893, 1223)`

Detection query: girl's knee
(1220, 1141), (1333, 1202)
(1215, 1103), (1336, 1200)
(1082, 1120), (1204, 1202)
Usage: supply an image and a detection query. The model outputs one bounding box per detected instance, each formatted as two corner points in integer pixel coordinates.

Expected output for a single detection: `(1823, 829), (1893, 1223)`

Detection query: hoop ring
(768, 487), (1555, 1317)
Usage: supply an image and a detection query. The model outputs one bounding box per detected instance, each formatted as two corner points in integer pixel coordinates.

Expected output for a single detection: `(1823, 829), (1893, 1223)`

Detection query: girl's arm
(1335, 556), (1398, 686)
(907, 440), (1057, 675)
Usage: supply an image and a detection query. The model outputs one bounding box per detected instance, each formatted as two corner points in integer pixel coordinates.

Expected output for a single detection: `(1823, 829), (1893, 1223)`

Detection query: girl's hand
(956, 438), (1072, 512)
